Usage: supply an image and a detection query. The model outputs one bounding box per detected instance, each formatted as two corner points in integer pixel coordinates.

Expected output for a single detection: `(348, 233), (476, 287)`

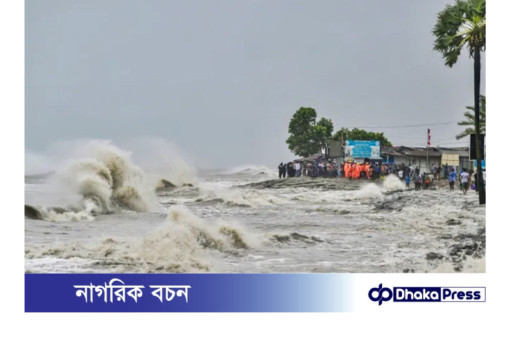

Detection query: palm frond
(456, 128), (475, 140)
(433, 0), (485, 66)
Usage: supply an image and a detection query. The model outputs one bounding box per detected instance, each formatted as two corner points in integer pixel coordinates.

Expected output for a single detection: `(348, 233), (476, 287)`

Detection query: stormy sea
(25, 140), (485, 273)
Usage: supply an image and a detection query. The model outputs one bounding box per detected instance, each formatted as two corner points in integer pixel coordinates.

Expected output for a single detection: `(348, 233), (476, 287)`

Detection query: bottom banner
(25, 273), (352, 312)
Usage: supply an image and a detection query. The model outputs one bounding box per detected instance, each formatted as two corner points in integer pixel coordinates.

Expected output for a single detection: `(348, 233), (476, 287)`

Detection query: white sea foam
(354, 174), (405, 200)
(383, 174), (406, 191)
(355, 183), (385, 200)
(197, 184), (285, 207)
(139, 206), (259, 270)
(38, 205), (95, 222)
(27, 140), (162, 221)
(25, 205), (259, 273)
(430, 257), (485, 273)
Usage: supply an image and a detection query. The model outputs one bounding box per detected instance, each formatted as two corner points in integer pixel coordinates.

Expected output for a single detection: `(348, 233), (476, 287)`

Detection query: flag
(427, 129), (431, 147)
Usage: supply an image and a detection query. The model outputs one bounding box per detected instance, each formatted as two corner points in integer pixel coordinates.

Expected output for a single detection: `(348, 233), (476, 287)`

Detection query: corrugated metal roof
(438, 148), (470, 157)
(380, 146), (469, 158)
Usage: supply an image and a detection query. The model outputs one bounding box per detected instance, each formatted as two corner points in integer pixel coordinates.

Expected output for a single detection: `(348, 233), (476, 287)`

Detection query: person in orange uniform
(364, 162), (371, 179)
(344, 161), (351, 178)
(352, 162), (358, 179)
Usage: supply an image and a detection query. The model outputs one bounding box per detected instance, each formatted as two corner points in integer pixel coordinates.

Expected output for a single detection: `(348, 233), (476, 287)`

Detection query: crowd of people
(278, 159), (341, 178)
(278, 158), (486, 192)
(279, 158), (418, 180)
(278, 158), (417, 181)
(447, 167), (486, 194)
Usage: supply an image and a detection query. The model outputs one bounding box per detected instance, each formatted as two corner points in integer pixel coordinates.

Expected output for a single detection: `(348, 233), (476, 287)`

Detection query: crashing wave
(354, 174), (405, 200)
(382, 174), (406, 191)
(25, 205), (255, 272)
(26, 140), (159, 221)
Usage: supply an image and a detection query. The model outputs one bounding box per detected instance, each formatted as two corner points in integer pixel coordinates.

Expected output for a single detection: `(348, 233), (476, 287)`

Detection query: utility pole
(426, 129), (431, 172)
(474, 48), (485, 205)
(426, 148), (429, 172)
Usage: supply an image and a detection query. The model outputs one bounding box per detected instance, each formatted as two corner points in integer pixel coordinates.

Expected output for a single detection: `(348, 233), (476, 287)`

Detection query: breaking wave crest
(26, 140), (160, 221)
(139, 205), (253, 271)
(25, 205), (256, 272)
(28, 204), (96, 222)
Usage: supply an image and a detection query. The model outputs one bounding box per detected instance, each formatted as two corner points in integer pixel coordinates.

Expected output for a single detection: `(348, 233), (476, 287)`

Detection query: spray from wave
(355, 183), (385, 200)
(26, 140), (161, 220)
(59, 140), (159, 213)
(382, 174), (406, 191)
(126, 138), (198, 187)
(355, 174), (405, 200)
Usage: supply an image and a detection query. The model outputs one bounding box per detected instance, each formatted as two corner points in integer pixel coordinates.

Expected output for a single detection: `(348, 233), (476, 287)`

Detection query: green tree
(456, 95), (485, 140)
(286, 107), (333, 157)
(332, 127), (392, 146)
(433, 0), (485, 205)
(314, 117), (334, 150)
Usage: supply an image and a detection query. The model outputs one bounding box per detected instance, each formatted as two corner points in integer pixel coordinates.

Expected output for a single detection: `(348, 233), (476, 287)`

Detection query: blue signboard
(473, 159), (486, 169)
(344, 140), (381, 159)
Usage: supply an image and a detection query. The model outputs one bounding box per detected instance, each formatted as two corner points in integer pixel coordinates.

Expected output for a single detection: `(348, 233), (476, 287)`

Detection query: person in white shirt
(460, 168), (470, 194)
(295, 162), (301, 177)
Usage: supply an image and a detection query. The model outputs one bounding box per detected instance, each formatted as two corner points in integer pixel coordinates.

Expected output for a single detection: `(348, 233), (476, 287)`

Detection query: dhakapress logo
(368, 284), (393, 305)
(368, 284), (486, 305)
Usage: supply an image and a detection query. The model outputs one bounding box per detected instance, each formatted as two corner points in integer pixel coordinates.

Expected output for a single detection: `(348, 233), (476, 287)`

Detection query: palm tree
(433, 0), (485, 205)
(456, 95), (485, 140)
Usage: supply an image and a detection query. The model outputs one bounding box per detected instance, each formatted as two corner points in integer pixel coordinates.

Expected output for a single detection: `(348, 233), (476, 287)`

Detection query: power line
(440, 140), (470, 143)
(343, 121), (457, 129)
(386, 134), (458, 139)
(434, 141), (470, 145)
(389, 136), (463, 142)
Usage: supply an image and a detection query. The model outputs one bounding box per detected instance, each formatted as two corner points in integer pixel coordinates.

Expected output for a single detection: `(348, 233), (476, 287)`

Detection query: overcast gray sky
(25, 0), (486, 169)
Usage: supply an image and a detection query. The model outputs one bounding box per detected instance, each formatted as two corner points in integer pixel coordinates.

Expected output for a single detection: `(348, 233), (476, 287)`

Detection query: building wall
(412, 157), (441, 172)
(460, 157), (474, 171)
(380, 148), (473, 172)
(382, 154), (442, 171)
(392, 156), (408, 166)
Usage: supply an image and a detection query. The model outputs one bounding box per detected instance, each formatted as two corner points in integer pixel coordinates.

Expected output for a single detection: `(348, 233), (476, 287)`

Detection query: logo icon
(368, 284), (393, 305)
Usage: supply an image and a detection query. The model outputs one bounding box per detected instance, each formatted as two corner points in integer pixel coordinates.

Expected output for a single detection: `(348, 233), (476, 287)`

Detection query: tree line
(286, 107), (392, 158)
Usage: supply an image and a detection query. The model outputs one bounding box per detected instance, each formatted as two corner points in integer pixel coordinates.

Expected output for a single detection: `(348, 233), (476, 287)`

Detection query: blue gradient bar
(25, 274), (352, 312)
